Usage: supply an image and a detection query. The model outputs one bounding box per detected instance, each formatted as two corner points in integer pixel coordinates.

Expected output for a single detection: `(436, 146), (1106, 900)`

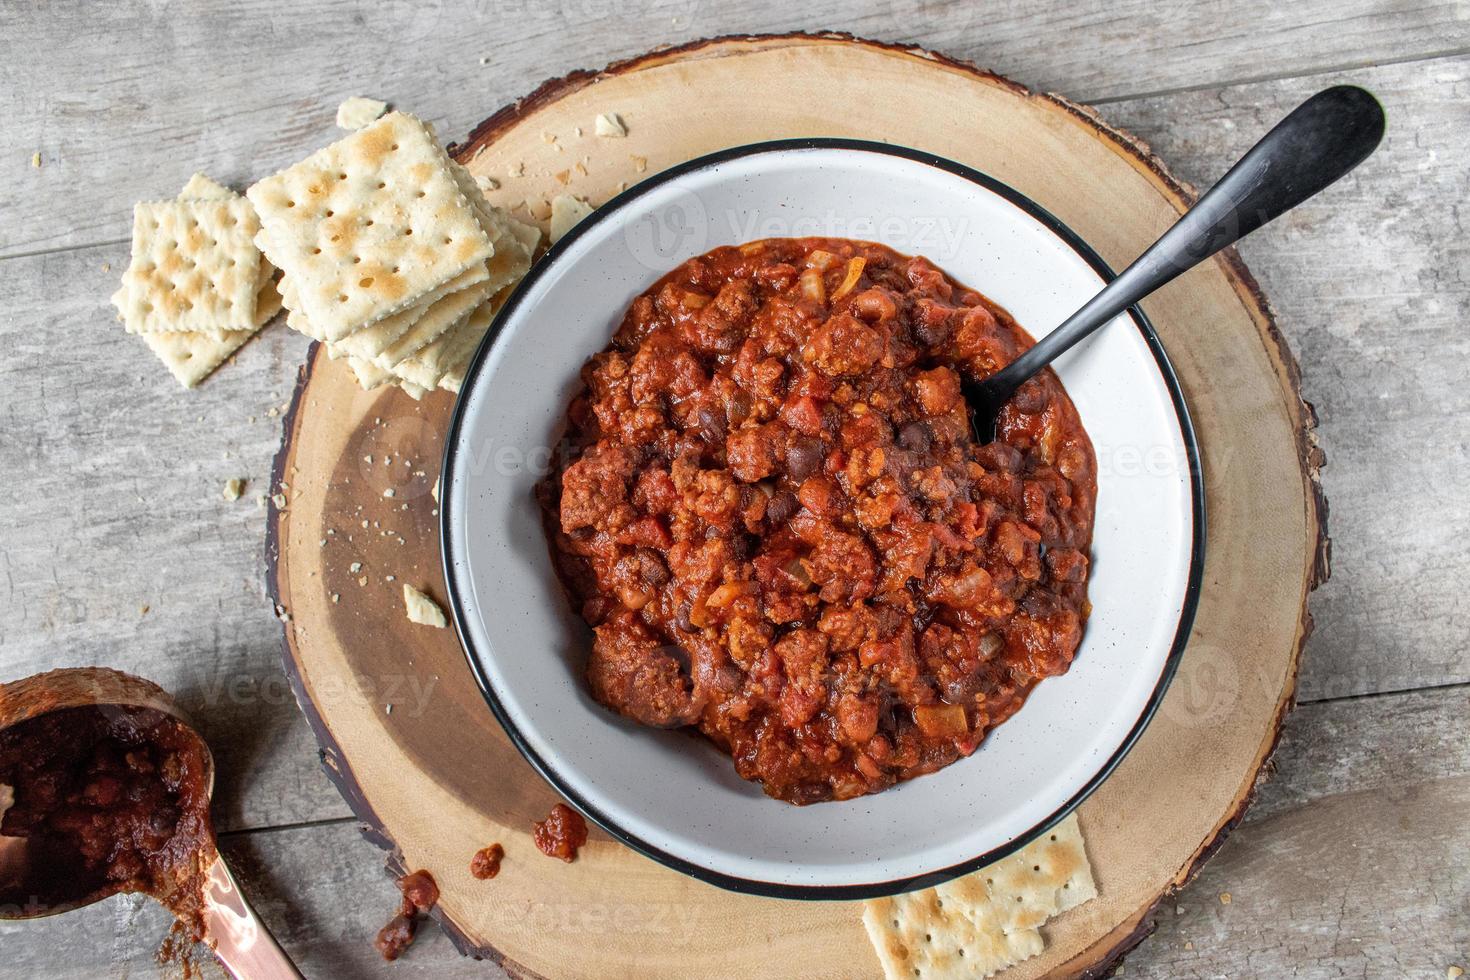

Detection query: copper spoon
(0, 668), (303, 980)
(963, 85), (1385, 442)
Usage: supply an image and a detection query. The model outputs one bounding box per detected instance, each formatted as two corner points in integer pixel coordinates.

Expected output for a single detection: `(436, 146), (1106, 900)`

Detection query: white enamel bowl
(441, 140), (1203, 899)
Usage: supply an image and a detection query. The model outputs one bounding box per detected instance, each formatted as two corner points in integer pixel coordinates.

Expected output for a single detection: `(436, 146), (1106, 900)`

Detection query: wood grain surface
(0, 2), (1465, 977)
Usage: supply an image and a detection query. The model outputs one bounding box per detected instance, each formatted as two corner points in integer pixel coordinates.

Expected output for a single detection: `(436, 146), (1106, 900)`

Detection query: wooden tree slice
(268, 34), (1326, 979)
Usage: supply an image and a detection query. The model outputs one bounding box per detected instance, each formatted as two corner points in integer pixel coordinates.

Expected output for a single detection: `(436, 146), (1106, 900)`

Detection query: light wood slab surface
(0, 2), (1465, 977)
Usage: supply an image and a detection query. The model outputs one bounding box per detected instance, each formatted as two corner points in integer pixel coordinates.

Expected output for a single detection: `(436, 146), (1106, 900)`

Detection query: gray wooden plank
(1125, 686), (1470, 977)
(1100, 56), (1470, 700)
(3, 0), (1468, 256)
(1129, 778), (1470, 979)
(2, 681), (1461, 978)
(0, 242), (350, 834)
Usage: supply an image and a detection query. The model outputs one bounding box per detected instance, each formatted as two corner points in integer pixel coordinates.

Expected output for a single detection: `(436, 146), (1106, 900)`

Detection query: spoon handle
(202, 854), (305, 980)
(975, 85), (1385, 401)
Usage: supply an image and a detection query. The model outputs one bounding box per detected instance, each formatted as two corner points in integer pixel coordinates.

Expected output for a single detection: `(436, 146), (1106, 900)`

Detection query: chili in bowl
(442, 140), (1202, 898)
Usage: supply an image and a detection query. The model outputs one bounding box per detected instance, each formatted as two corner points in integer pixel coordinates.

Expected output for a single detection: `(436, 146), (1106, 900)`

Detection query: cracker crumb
(1448, 968), (1464, 980)
(331, 593), (340, 604)
(1184, 941), (1194, 951)
(336, 96), (388, 131)
(403, 584), (447, 628)
(475, 175), (499, 191)
(102, 262), (111, 273)
(1218, 892), (1231, 905)
(549, 194), (595, 244)
(271, 492), (287, 509)
(31, 151), (41, 168)
(630, 154), (647, 173)
(594, 113), (626, 138)
(383, 488), (396, 498)
(554, 170), (570, 186)
(386, 574), (396, 582)
(509, 162), (524, 178)
(223, 478), (246, 501)
(140, 605), (150, 615)
(358, 576), (368, 586)
(350, 562), (363, 573)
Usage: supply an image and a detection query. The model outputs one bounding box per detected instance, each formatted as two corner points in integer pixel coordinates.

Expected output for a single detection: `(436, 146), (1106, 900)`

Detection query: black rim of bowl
(440, 137), (1207, 901)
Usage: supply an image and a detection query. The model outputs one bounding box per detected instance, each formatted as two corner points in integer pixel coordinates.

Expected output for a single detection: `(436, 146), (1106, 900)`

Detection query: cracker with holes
(862, 814), (1097, 980)
(370, 278), (494, 370)
(394, 286), (508, 390)
(330, 262), (490, 361)
(111, 174), (285, 387)
(117, 198), (261, 333)
(246, 111), (494, 342)
(176, 173), (283, 317)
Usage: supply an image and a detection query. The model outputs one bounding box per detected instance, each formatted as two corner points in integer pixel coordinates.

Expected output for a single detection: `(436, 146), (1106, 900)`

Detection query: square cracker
(862, 814), (1097, 980)
(176, 174), (282, 322)
(139, 264), (282, 388)
(398, 285), (509, 390)
(246, 111), (493, 341)
(119, 198), (261, 332)
(142, 327), (256, 388)
(329, 261), (490, 361)
(112, 177), (281, 335)
(347, 354), (394, 390)
(449, 160), (540, 266)
(370, 278), (494, 370)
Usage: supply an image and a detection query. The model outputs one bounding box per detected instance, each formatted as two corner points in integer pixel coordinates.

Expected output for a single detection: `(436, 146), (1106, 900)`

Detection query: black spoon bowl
(964, 85), (1386, 443)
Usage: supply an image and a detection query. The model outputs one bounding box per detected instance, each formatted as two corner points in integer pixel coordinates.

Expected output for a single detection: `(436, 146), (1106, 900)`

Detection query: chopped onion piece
(832, 257), (866, 301)
(803, 249), (839, 271)
(799, 268), (826, 305)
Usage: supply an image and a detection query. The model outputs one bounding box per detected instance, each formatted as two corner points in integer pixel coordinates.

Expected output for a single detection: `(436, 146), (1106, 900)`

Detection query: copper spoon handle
(201, 854), (304, 980)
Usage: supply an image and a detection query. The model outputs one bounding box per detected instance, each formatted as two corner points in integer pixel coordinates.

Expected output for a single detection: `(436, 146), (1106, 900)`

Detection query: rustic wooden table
(1, 2), (1465, 977)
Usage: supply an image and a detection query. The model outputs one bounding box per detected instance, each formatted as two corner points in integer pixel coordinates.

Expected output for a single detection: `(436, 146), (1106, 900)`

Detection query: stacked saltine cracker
(247, 111), (536, 398)
(110, 174), (283, 387)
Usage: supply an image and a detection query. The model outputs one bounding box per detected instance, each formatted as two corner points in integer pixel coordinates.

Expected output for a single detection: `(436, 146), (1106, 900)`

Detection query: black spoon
(963, 85), (1385, 443)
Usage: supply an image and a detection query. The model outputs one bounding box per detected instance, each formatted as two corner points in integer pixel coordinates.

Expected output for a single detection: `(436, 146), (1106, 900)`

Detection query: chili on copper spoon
(0, 668), (303, 980)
